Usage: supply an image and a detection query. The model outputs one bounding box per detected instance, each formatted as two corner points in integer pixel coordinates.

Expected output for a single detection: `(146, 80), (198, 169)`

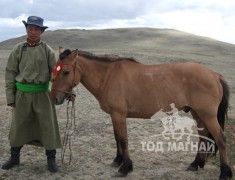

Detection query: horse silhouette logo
(151, 103), (203, 141)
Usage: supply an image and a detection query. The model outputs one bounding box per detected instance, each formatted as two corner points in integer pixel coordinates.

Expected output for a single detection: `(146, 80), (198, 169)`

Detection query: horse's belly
(127, 106), (161, 119)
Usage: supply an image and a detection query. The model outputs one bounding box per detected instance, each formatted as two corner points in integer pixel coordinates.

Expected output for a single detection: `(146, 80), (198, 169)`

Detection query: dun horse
(50, 48), (233, 179)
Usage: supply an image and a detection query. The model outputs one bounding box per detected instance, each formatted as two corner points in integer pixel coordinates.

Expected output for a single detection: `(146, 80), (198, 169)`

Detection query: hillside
(1, 27), (234, 83)
(1, 28), (235, 55)
(1, 27), (235, 88)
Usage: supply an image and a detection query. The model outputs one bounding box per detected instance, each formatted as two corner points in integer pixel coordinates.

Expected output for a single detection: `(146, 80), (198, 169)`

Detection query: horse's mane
(60, 49), (138, 63)
(60, 49), (72, 60)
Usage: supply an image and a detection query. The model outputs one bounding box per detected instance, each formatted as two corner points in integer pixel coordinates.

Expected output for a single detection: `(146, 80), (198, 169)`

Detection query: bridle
(51, 62), (81, 95)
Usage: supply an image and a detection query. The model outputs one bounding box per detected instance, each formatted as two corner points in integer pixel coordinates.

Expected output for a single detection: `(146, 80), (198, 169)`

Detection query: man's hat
(22, 16), (48, 30)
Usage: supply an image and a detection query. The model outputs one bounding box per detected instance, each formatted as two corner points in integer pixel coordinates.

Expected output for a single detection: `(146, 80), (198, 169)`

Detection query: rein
(61, 99), (77, 164)
(51, 88), (73, 95)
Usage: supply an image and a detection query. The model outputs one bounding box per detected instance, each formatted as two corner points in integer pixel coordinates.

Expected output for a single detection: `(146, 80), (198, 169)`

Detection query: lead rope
(61, 99), (77, 164)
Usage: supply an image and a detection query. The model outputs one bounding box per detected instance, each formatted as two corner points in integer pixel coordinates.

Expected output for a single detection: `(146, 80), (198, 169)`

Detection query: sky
(1, 0), (235, 44)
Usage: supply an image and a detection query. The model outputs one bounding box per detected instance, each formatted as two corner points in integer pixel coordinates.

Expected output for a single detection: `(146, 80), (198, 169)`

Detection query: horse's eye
(63, 71), (70, 76)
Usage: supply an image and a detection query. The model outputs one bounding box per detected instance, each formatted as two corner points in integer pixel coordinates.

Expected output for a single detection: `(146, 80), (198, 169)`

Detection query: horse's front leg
(111, 129), (123, 167)
(111, 112), (133, 177)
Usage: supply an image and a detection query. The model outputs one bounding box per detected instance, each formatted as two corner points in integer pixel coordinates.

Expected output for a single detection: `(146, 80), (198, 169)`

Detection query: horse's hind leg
(187, 111), (209, 171)
(111, 112), (133, 177)
(197, 113), (232, 180)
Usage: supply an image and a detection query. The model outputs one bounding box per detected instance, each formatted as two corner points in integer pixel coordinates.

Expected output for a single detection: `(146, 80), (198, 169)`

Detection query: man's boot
(46, 149), (58, 173)
(2, 146), (22, 170)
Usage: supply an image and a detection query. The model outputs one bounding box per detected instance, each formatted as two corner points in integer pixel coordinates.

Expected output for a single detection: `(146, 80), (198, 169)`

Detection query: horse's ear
(71, 49), (79, 63)
(59, 47), (65, 54)
(74, 49), (79, 58)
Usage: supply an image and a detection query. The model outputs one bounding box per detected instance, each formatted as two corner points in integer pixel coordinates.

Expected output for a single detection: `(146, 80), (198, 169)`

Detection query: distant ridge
(0, 28), (234, 52)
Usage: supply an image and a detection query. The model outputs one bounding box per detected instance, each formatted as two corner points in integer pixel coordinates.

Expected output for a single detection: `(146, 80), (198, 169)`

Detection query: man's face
(26, 25), (43, 42)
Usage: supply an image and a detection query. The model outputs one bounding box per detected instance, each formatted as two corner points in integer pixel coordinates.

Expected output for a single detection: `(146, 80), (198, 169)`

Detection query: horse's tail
(217, 76), (230, 131)
(207, 75), (230, 157)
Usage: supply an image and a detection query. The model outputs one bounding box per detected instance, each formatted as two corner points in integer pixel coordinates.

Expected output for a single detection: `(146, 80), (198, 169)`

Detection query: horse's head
(50, 47), (81, 105)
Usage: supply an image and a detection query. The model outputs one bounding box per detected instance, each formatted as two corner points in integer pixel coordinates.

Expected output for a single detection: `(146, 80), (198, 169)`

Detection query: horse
(50, 48), (233, 179)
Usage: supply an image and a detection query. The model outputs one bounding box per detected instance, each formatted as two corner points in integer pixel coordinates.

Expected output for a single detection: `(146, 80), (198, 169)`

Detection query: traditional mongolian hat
(22, 16), (48, 30)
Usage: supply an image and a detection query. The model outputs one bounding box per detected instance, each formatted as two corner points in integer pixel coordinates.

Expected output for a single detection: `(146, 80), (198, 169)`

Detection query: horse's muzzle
(51, 88), (72, 105)
(51, 95), (67, 105)
(52, 97), (62, 105)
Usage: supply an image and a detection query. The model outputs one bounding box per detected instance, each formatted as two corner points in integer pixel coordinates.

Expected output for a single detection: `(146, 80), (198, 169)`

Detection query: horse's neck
(80, 58), (109, 98)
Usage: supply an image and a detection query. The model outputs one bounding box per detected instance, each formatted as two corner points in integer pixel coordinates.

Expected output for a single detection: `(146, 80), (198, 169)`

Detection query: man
(3, 16), (61, 172)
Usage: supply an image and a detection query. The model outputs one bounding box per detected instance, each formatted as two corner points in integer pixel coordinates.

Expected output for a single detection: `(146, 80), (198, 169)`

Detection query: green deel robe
(5, 40), (61, 150)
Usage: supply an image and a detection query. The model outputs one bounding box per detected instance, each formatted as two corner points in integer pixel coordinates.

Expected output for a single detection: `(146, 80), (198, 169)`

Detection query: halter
(51, 61), (80, 94)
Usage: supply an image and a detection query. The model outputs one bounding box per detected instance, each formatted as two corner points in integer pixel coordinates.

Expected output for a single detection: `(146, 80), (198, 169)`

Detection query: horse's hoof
(110, 161), (122, 168)
(219, 164), (233, 180)
(115, 171), (128, 177)
(186, 165), (198, 171)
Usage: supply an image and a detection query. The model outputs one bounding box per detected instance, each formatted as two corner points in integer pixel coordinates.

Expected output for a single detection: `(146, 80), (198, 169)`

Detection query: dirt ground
(0, 45), (234, 180)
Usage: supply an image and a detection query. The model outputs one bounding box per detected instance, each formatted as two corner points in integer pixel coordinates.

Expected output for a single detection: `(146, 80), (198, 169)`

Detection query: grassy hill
(0, 27), (235, 85)
(1, 27), (235, 55)
(1, 27), (234, 83)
